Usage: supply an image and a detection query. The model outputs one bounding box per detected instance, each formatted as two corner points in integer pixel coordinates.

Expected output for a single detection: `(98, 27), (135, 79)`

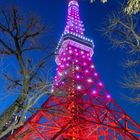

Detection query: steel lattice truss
(9, 44), (140, 139)
(9, 0), (140, 139)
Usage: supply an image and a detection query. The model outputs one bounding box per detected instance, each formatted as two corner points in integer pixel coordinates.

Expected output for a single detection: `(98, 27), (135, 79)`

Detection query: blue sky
(0, 0), (140, 125)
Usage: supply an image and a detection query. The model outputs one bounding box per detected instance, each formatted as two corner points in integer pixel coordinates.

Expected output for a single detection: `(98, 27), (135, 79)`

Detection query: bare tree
(102, 8), (140, 103)
(0, 5), (55, 138)
(89, 0), (140, 15)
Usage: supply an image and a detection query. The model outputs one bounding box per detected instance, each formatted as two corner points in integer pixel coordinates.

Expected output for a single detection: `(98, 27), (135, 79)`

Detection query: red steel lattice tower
(9, 0), (140, 139)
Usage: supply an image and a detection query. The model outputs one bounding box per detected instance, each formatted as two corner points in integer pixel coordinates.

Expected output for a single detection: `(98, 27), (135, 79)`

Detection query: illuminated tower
(9, 0), (140, 139)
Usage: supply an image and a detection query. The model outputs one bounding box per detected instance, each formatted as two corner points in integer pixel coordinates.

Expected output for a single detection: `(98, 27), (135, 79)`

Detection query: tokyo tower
(9, 0), (140, 139)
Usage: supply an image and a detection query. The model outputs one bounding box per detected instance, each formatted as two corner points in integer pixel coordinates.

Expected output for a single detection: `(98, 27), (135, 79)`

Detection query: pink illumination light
(92, 90), (96, 94)
(107, 95), (111, 99)
(99, 82), (103, 86)
(94, 73), (98, 76)
(83, 62), (87, 66)
(76, 75), (80, 79)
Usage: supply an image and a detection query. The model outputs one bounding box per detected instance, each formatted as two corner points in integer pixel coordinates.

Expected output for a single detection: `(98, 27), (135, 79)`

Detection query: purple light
(85, 70), (89, 73)
(83, 62), (87, 66)
(76, 75), (80, 79)
(66, 63), (69, 66)
(94, 73), (98, 76)
(81, 51), (84, 54)
(64, 71), (68, 75)
(61, 65), (64, 68)
(99, 82), (103, 86)
(107, 94), (111, 99)
(68, 57), (70, 60)
(92, 90), (96, 94)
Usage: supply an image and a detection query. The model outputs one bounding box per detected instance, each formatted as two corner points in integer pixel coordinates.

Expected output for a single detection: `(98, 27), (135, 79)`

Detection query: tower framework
(9, 0), (140, 139)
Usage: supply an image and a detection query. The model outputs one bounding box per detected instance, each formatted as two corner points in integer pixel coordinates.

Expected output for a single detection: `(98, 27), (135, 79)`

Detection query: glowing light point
(92, 90), (96, 94)
(94, 73), (98, 76)
(77, 85), (82, 90)
(75, 60), (78, 63)
(58, 72), (62, 76)
(64, 71), (68, 75)
(66, 63), (69, 66)
(87, 78), (92, 83)
(91, 65), (94, 68)
(83, 62), (87, 66)
(76, 66), (80, 70)
(85, 70), (89, 73)
(76, 75), (80, 79)
(69, 50), (72, 54)
(107, 94), (111, 99)
(68, 57), (71, 60)
(99, 82), (103, 86)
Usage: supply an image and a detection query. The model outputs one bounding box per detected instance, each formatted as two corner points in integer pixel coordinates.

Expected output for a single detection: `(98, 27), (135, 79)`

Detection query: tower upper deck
(55, 0), (94, 64)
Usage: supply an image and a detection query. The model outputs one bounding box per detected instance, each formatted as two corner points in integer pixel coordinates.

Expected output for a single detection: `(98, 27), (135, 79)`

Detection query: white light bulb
(58, 72), (62, 76)
(76, 66), (79, 70)
(91, 65), (94, 68)
(77, 85), (82, 90)
(87, 78), (92, 83)
(92, 90), (96, 94)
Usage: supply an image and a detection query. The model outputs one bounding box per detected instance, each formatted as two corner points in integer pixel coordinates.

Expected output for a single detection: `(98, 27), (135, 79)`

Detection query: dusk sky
(0, 0), (140, 125)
